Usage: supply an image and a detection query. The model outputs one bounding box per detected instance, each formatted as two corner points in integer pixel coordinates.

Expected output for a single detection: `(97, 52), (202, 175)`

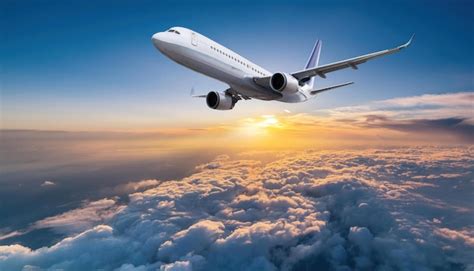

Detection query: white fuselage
(152, 27), (310, 102)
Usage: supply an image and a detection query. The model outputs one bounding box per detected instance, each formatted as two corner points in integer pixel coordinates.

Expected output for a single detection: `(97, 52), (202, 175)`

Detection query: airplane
(151, 27), (413, 110)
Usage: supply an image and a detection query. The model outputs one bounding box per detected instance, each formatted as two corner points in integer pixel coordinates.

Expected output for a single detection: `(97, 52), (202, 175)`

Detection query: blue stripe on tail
(304, 40), (322, 88)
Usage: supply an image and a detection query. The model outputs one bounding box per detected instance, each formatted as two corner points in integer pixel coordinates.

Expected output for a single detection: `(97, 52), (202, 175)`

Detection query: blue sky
(1, 0), (473, 130)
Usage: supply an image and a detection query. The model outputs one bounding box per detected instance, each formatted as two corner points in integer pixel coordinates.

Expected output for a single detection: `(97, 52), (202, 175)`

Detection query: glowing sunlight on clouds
(237, 115), (283, 137)
(1, 146), (472, 270)
(212, 91), (474, 149)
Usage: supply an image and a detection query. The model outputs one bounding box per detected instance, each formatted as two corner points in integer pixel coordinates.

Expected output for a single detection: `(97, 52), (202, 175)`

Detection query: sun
(238, 115), (283, 136)
(256, 115), (280, 128)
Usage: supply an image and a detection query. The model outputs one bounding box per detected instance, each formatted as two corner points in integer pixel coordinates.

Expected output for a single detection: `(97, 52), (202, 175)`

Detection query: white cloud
(0, 231), (25, 241)
(40, 181), (55, 187)
(112, 179), (161, 195)
(160, 261), (193, 271)
(317, 91), (474, 122)
(382, 92), (474, 107)
(33, 198), (125, 234)
(1, 147), (473, 270)
(158, 220), (225, 262)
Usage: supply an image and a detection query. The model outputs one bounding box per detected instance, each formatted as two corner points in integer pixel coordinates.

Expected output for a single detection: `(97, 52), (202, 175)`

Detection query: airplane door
(191, 32), (197, 46)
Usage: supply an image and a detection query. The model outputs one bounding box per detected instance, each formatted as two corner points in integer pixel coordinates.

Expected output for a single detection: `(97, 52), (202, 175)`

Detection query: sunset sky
(1, 0), (473, 131)
(0, 1), (473, 270)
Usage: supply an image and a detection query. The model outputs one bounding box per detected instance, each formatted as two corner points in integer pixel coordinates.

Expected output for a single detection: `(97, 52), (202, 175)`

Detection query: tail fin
(303, 40), (322, 88)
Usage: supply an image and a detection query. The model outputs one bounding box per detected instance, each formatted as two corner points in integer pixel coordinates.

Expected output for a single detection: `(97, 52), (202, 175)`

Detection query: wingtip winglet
(407, 33), (415, 46)
(400, 33), (415, 49)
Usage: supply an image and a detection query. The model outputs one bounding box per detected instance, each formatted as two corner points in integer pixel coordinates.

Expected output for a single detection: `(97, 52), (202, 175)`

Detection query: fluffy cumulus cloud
(1, 147), (473, 270)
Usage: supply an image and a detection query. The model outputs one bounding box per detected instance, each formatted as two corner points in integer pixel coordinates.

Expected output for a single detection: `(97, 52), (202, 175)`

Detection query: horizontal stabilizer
(190, 87), (207, 98)
(310, 81), (354, 95)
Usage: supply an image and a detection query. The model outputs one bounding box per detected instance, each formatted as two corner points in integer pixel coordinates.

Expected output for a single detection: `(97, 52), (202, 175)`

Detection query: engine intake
(206, 91), (236, 110)
(270, 72), (299, 94)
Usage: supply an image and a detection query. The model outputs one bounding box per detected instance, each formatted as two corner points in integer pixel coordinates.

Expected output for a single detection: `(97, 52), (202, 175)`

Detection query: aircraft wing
(291, 34), (414, 81)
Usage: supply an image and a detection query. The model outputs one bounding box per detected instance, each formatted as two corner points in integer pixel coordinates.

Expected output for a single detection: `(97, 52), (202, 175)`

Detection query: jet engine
(269, 72), (299, 94)
(206, 91), (236, 110)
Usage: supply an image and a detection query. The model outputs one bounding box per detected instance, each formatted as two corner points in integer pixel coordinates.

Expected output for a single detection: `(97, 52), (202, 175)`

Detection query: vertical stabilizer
(303, 40), (322, 88)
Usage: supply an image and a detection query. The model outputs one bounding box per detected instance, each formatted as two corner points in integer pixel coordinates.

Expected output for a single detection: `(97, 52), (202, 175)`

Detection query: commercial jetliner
(152, 27), (413, 110)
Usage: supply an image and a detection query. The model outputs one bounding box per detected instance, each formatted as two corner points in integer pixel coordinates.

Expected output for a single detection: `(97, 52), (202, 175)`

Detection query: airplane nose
(151, 32), (165, 49)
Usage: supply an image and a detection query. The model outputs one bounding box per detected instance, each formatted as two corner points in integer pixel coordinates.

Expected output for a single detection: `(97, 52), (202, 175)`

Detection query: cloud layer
(1, 147), (473, 270)
(324, 92), (474, 143)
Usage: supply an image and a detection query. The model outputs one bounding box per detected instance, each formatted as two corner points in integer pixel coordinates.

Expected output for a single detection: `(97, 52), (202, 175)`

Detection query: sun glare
(238, 115), (283, 137)
(256, 115), (280, 128)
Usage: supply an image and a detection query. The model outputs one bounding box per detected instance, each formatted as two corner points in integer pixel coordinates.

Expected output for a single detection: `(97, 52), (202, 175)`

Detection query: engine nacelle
(206, 91), (236, 110)
(270, 72), (300, 94)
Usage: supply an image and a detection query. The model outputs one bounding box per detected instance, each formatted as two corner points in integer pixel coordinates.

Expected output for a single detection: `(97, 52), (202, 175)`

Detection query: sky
(0, 1), (473, 270)
(1, 0), (473, 130)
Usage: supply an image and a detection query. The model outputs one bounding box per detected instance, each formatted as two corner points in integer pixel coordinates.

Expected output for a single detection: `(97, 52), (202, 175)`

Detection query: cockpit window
(167, 29), (181, 35)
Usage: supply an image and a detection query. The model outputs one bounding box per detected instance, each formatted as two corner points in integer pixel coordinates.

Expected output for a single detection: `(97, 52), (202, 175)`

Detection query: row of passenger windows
(209, 45), (265, 76)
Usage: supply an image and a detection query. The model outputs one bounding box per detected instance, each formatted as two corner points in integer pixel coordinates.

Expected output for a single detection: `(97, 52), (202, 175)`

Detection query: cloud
(286, 91), (474, 144)
(2, 92), (471, 158)
(319, 92), (474, 121)
(0, 232), (25, 242)
(158, 220), (225, 262)
(434, 228), (474, 247)
(380, 92), (474, 108)
(111, 179), (161, 195)
(33, 198), (125, 234)
(362, 117), (474, 143)
(0, 147), (473, 270)
(40, 181), (55, 187)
